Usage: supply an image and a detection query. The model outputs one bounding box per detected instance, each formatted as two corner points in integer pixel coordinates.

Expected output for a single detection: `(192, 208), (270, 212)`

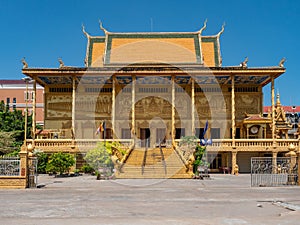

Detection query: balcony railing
(27, 138), (299, 152)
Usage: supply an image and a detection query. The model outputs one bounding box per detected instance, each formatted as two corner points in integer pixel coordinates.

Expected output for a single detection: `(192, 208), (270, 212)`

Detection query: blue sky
(0, 0), (299, 106)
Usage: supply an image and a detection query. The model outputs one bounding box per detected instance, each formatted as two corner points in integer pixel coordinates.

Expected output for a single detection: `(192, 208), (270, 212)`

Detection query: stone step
(116, 147), (191, 179)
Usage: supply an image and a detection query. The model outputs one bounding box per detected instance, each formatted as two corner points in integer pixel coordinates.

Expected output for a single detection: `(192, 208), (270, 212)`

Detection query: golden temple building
(22, 21), (293, 178)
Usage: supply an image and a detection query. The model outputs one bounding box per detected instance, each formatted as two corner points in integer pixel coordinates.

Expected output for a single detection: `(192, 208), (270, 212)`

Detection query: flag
(202, 120), (208, 139)
(95, 121), (104, 135)
(103, 120), (106, 133)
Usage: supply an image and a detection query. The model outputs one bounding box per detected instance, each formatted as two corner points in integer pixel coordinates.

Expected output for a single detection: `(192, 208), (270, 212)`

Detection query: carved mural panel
(46, 94), (72, 118)
(46, 93), (112, 119)
(76, 94), (112, 119)
(235, 94), (260, 119)
(135, 96), (172, 119)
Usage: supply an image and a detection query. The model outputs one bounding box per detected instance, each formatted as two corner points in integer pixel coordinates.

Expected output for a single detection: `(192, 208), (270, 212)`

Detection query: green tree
(0, 131), (18, 155)
(84, 142), (117, 171)
(0, 100), (33, 154)
(46, 152), (75, 175)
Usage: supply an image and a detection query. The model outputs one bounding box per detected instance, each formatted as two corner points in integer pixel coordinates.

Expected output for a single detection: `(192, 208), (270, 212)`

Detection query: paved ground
(0, 174), (300, 225)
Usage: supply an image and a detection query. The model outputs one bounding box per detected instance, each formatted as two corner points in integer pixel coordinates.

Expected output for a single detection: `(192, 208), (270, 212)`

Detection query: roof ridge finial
(240, 57), (248, 68)
(58, 57), (65, 68)
(278, 57), (286, 68)
(198, 19), (207, 35)
(21, 57), (28, 69)
(82, 24), (90, 38)
(217, 22), (225, 37)
(99, 20), (109, 35)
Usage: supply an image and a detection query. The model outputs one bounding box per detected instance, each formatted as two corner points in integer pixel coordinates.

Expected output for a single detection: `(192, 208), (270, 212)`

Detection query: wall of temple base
(0, 177), (27, 189)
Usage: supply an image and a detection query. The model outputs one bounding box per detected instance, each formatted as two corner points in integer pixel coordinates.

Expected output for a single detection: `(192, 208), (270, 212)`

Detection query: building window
(195, 128), (204, 139)
(230, 128), (240, 139)
(211, 128), (220, 139)
(228, 87), (258, 92)
(85, 87), (112, 93)
(13, 98), (16, 110)
(49, 87), (72, 92)
(6, 98), (10, 108)
(24, 91), (29, 101)
(104, 128), (112, 139)
(30, 91), (34, 101)
(175, 128), (185, 139)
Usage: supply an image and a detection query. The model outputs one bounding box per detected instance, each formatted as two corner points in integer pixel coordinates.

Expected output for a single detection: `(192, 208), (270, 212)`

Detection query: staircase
(116, 147), (192, 179)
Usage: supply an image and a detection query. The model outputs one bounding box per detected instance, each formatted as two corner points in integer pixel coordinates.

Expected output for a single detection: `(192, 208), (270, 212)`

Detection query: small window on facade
(6, 98), (10, 108)
(211, 128), (220, 139)
(175, 128), (185, 139)
(13, 98), (16, 110)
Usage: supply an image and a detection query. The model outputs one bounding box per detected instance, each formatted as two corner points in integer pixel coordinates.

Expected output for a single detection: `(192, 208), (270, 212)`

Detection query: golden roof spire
(276, 91), (281, 106)
(198, 19), (207, 35)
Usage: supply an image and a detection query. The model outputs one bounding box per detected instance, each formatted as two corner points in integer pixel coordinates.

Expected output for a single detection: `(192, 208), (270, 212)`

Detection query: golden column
(271, 76), (276, 147)
(171, 75), (176, 147)
(272, 151), (277, 173)
(131, 75), (136, 143)
(231, 74), (236, 147)
(112, 75), (116, 138)
(32, 78), (36, 143)
(72, 76), (76, 139)
(22, 77), (31, 144)
(191, 78), (195, 136)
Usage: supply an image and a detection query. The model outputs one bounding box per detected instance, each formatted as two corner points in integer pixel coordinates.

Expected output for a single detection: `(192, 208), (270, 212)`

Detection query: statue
(111, 147), (123, 172)
(233, 164), (239, 175)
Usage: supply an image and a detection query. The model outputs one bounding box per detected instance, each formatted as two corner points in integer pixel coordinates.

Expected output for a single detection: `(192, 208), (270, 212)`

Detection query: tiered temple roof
(22, 22), (286, 87)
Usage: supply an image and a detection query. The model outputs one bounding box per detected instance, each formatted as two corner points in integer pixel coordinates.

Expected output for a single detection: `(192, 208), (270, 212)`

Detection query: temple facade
(22, 22), (294, 177)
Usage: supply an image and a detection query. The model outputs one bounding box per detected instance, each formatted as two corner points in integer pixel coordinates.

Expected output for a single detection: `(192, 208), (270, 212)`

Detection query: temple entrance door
(156, 128), (166, 145)
(140, 128), (150, 147)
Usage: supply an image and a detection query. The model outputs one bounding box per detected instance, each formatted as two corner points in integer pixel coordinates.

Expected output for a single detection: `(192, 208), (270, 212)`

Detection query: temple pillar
(191, 78), (195, 136)
(171, 75), (175, 147)
(131, 76), (136, 143)
(272, 151), (277, 173)
(231, 151), (237, 175)
(231, 75), (236, 147)
(32, 78), (36, 143)
(271, 76), (276, 147)
(72, 76), (76, 139)
(112, 75), (116, 138)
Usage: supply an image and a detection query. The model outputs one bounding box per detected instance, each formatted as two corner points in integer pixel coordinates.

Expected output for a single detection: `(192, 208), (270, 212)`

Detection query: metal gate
(28, 157), (38, 188)
(251, 157), (298, 187)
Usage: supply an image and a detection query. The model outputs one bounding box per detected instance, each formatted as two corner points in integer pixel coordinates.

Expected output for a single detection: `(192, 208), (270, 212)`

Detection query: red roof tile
(264, 106), (300, 113)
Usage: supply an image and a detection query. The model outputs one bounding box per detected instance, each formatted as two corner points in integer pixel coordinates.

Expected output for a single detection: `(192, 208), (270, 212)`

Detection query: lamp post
(22, 77), (32, 144)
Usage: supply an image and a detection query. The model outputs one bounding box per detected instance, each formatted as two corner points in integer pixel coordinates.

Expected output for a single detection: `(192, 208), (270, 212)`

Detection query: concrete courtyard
(0, 174), (300, 225)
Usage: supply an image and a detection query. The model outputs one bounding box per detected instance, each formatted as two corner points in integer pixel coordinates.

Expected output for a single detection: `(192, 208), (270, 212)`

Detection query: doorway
(140, 128), (150, 147)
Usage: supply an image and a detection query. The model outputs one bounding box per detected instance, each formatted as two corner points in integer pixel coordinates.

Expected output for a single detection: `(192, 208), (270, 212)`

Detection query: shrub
(81, 164), (94, 173)
(84, 142), (113, 171)
(46, 152), (75, 175)
(35, 151), (49, 174)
